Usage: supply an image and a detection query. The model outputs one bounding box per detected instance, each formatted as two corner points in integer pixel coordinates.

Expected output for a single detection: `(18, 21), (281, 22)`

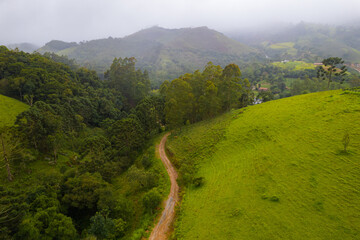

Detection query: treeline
(0, 47), (165, 239)
(160, 62), (253, 128)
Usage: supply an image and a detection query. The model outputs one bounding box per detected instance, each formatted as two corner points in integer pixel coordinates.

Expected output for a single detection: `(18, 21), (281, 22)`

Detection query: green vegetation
(168, 90), (360, 239)
(0, 94), (29, 127)
(272, 60), (317, 71)
(161, 62), (253, 129)
(317, 57), (348, 89)
(234, 22), (360, 63)
(0, 46), (169, 239)
(269, 42), (297, 56)
(37, 26), (259, 86)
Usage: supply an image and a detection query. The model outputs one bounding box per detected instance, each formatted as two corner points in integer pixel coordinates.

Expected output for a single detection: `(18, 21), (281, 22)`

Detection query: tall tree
(165, 78), (194, 128)
(219, 63), (243, 111)
(317, 57), (347, 89)
(105, 57), (150, 107)
(0, 127), (24, 181)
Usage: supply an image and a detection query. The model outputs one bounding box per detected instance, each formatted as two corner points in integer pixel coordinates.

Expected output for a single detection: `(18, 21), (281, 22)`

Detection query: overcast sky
(1, 0), (359, 45)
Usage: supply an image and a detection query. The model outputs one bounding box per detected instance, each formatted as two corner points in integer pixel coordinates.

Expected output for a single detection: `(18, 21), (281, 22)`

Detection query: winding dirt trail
(149, 133), (179, 240)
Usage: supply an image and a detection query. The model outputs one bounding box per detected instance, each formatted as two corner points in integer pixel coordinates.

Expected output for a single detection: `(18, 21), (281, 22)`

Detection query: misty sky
(1, 0), (359, 45)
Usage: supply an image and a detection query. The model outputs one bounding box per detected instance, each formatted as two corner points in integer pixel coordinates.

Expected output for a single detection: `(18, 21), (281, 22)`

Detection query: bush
(270, 196), (279, 202)
(193, 177), (204, 187)
(142, 188), (162, 214)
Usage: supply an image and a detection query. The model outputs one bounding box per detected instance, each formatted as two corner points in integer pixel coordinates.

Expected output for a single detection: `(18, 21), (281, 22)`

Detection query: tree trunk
(1, 135), (13, 182)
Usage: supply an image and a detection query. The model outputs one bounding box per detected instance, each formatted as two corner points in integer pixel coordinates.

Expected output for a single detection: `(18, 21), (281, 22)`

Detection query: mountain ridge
(37, 26), (259, 86)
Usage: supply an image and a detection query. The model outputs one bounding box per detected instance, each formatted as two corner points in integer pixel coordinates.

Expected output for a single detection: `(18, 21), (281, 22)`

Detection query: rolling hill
(37, 27), (260, 86)
(167, 90), (360, 239)
(0, 94), (29, 127)
(229, 22), (360, 64)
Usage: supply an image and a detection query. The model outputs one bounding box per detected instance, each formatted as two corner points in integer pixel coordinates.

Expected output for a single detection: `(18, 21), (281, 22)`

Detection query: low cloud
(0, 0), (359, 45)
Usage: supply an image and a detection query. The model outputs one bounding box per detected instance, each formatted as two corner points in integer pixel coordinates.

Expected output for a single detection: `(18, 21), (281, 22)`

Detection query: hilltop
(229, 22), (360, 63)
(37, 27), (259, 86)
(167, 90), (360, 239)
(0, 94), (29, 127)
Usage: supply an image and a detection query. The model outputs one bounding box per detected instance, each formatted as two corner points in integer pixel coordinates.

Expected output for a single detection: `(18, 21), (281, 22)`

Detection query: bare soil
(149, 133), (179, 240)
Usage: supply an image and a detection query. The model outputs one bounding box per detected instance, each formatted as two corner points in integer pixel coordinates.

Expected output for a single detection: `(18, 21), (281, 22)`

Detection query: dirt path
(149, 133), (179, 240)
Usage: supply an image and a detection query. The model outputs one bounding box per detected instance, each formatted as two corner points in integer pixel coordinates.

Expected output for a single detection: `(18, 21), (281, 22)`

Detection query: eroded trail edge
(149, 133), (179, 240)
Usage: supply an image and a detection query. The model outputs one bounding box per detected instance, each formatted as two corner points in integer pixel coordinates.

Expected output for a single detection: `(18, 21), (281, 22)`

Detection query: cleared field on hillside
(272, 60), (317, 71)
(0, 94), (29, 127)
(269, 42), (298, 56)
(168, 90), (360, 239)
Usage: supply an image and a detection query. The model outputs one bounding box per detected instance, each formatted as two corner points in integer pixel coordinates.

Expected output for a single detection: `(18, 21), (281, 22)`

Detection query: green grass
(0, 94), (29, 127)
(168, 90), (360, 239)
(269, 42), (298, 56)
(272, 61), (317, 71)
(269, 42), (295, 49)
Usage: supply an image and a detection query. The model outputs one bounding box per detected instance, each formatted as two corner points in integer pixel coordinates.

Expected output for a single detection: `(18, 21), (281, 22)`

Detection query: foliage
(104, 57), (150, 107)
(88, 212), (115, 240)
(37, 27), (259, 87)
(342, 131), (350, 152)
(0, 47), (170, 239)
(142, 188), (162, 214)
(161, 62), (253, 128)
(317, 57), (348, 89)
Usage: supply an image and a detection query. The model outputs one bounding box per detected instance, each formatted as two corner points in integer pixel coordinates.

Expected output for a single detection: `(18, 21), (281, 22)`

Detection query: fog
(1, 0), (359, 45)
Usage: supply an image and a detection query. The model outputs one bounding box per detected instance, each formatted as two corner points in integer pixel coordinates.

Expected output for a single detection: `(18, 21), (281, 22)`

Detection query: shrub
(142, 188), (162, 214)
(270, 196), (279, 202)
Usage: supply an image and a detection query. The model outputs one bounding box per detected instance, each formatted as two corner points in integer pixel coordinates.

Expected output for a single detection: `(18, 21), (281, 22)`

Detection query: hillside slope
(37, 27), (259, 86)
(230, 22), (360, 63)
(0, 94), (29, 127)
(167, 90), (360, 239)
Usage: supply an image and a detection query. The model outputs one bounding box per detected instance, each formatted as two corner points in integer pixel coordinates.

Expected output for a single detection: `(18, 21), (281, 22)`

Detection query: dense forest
(0, 46), (167, 240)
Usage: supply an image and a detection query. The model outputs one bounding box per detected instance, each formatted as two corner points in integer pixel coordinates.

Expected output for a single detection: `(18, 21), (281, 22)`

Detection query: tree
(142, 188), (162, 214)
(109, 117), (145, 154)
(62, 172), (106, 209)
(343, 131), (350, 152)
(0, 127), (24, 181)
(44, 213), (77, 240)
(199, 80), (220, 119)
(219, 64), (243, 110)
(164, 78), (194, 128)
(317, 57), (347, 89)
(88, 212), (115, 240)
(104, 57), (150, 107)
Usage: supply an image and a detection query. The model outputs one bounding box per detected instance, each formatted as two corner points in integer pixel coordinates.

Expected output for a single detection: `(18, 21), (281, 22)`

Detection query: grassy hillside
(37, 27), (259, 86)
(168, 90), (360, 239)
(0, 94), (29, 127)
(272, 60), (317, 71)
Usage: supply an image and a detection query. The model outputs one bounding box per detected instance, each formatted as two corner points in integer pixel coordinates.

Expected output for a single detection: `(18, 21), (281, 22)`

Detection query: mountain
(37, 27), (260, 86)
(6, 42), (40, 53)
(228, 22), (360, 63)
(167, 89), (360, 239)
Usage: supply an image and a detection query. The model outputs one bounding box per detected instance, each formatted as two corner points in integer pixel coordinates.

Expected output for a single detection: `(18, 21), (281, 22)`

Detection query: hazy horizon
(1, 0), (359, 46)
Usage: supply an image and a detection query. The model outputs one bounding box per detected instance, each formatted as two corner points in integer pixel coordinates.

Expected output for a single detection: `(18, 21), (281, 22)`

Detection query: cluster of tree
(0, 47), (165, 239)
(160, 62), (253, 128)
(241, 62), (317, 87)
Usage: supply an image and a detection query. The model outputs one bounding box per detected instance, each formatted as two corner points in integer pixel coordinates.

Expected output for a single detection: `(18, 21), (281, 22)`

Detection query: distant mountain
(37, 27), (260, 86)
(228, 22), (360, 63)
(7, 42), (39, 53)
